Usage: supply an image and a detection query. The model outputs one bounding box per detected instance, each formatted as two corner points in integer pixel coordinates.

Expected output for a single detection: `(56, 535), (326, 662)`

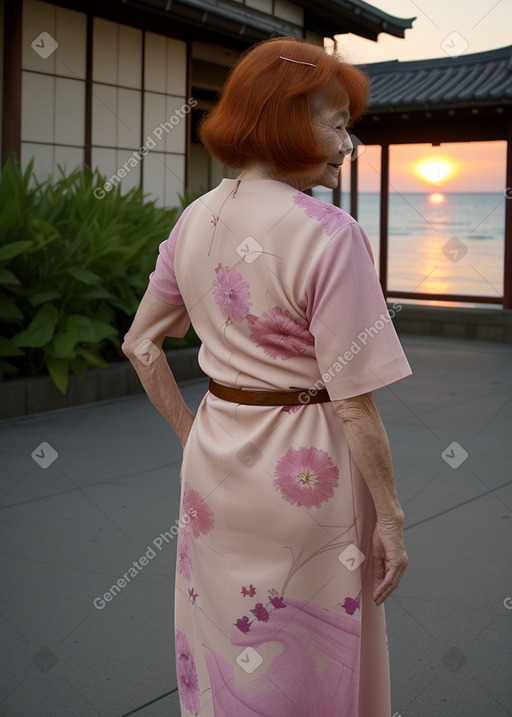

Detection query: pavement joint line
(471, 395), (512, 438)
(60, 674), (104, 716)
(0, 463), (181, 511)
(391, 596), (439, 644)
(405, 675), (437, 707)
(0, 550), (178, 584)
(403, 478), (512, 531)
(469, 614), (499, 644)
(120, 689), (178, 716)
(470, 674), (510, 715)
(470, 469), (512, 514)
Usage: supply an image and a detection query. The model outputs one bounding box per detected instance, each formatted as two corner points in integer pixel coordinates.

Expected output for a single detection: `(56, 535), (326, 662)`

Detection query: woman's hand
(371, 519), (409, 606)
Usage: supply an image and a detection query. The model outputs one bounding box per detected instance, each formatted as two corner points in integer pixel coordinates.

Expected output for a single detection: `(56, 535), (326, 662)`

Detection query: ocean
(312, 190), (506, 305)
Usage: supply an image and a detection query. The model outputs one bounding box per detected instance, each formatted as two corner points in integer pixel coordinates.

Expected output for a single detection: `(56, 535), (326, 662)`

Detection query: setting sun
(414, 157), (456, 185)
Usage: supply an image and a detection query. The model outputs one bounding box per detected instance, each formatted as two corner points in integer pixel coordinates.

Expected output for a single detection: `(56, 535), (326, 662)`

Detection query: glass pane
(388, 142), (505, 301)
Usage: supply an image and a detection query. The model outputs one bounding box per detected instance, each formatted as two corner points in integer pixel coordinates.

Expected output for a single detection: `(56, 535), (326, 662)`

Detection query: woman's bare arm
(333, 392), (409, 605)
(122, 292), (195, 448)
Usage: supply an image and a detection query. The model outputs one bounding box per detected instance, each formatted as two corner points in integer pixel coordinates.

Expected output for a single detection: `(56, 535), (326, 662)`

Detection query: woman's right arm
(332, 392), (409, 606)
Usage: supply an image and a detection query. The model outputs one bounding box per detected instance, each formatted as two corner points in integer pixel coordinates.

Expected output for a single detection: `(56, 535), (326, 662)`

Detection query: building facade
(1, 0), (413, 206)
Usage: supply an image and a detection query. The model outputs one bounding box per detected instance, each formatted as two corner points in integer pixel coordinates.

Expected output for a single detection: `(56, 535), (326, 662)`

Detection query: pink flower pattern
(293, 192), (350, 236)
(241, 584), (256, 597)
(341, 597), (360, 615)
(182, 482), (215, 538)
(250, 602), (270, 622)
(235, 586), (288, 634)
(176, 530), (193, 581)
(247, 307), (314, 360)
(175, 630), (201, 715)
(273, 446), (339, 508)
(212, 266), (252, 322)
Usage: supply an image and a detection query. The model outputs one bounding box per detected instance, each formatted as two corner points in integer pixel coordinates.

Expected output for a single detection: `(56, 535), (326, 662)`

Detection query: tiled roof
(362, 44), (512, 112)
(126, 0), (415, 43)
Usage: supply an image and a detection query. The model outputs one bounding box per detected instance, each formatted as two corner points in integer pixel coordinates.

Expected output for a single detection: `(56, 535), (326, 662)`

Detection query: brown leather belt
(208, 378), (330, 406)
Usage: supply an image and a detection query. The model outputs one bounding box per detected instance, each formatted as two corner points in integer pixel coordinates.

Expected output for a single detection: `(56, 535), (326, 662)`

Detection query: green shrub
(0, 158), (200, 393)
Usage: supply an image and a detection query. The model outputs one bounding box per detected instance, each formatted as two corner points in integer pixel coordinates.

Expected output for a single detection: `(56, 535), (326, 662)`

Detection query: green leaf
(46, 356), (68, 394)
(67, 266), (102, 285)
(12, 303), (59, 348)
(30, 290), (61, 306)
(75, 345), (108, 368)
(0, 269), (21, 286)
(51, 329), (78, 358)
(0, 294), (23, 321)
(65, 315), (117, 343)
(82, 287), (115, 301)
(0, 336), (25, 357)
(0, 240), (33, 262)
(69, 355), (88, 380)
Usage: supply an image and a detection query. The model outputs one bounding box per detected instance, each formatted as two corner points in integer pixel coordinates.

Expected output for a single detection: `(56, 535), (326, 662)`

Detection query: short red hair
(199, 37), (369, 174)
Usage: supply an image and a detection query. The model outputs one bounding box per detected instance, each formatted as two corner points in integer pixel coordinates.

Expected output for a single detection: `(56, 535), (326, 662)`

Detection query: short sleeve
(147, 205), (192, 305)
(304, 221), (411, 400)
(145, 207), (192, 338)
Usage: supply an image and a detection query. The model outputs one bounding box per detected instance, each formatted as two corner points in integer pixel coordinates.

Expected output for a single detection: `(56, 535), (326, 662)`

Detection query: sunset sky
(332, 0), (511, 193)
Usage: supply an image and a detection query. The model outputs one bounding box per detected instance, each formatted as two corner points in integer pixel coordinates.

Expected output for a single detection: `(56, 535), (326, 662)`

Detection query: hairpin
(279, 56), (316, 67)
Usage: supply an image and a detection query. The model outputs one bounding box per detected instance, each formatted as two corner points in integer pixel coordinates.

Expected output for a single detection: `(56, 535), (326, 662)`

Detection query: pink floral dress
(147, 178), (411, 716)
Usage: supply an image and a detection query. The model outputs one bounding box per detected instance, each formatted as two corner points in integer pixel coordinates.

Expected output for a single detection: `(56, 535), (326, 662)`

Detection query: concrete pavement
(0, 334), (511, 716)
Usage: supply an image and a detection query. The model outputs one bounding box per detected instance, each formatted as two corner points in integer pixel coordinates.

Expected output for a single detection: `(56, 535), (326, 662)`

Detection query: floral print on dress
(293, 192), (348, 236)
(182, 481), (215, 538)
(177, 529), (194, 581)
(273, 446), (339, 508)
(205, 597), (360, 716)
(235, 587), (287, 634)
(341, 597), (360, 615)
(175, 629), (201, 715)
(212, 265), (252, 322)
(247, 306), (314, 360)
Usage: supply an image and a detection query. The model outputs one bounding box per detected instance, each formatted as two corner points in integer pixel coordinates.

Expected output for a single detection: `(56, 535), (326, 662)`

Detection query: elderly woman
(123, 36), (411, 717)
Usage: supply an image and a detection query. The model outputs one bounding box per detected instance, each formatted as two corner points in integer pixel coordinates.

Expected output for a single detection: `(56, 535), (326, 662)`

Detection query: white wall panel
(55, 7), (86, 79)
(145, 33), (186, 96)
(164, 154), (185, 208)
(21, 142), (54, 181)
(93, 18), (117, 84)
(144, 33), (167, 93)
(164, 96), (187, 153)
(91, 147), (117, 183)
(142, 152), (165, 206)
(55, 78), (85, 145)
(143, 92), (166, 147)
(21, 72), (54, 143)
(144, 152), (185, 208)
(54, 146), (84, 173)
(118, 25), (142, 89)
(165, 38), (187, 96)
(91, 83), (117, 147)
(115, 149), (142, 194)
(22, 0), (56, 73)
(117, 89), (141, 149)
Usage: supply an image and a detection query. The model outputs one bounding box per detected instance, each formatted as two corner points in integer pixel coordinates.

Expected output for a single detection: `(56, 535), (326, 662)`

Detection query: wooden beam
(84, 12), (93, 167)
(504, 115), (512, 310)
(350, 154), (358, 220)
(379, 144), (389, 296)
(2, 0), (22, 164)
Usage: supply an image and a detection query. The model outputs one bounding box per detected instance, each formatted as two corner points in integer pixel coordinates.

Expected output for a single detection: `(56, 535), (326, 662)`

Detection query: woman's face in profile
(309, 100), (353, 190)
